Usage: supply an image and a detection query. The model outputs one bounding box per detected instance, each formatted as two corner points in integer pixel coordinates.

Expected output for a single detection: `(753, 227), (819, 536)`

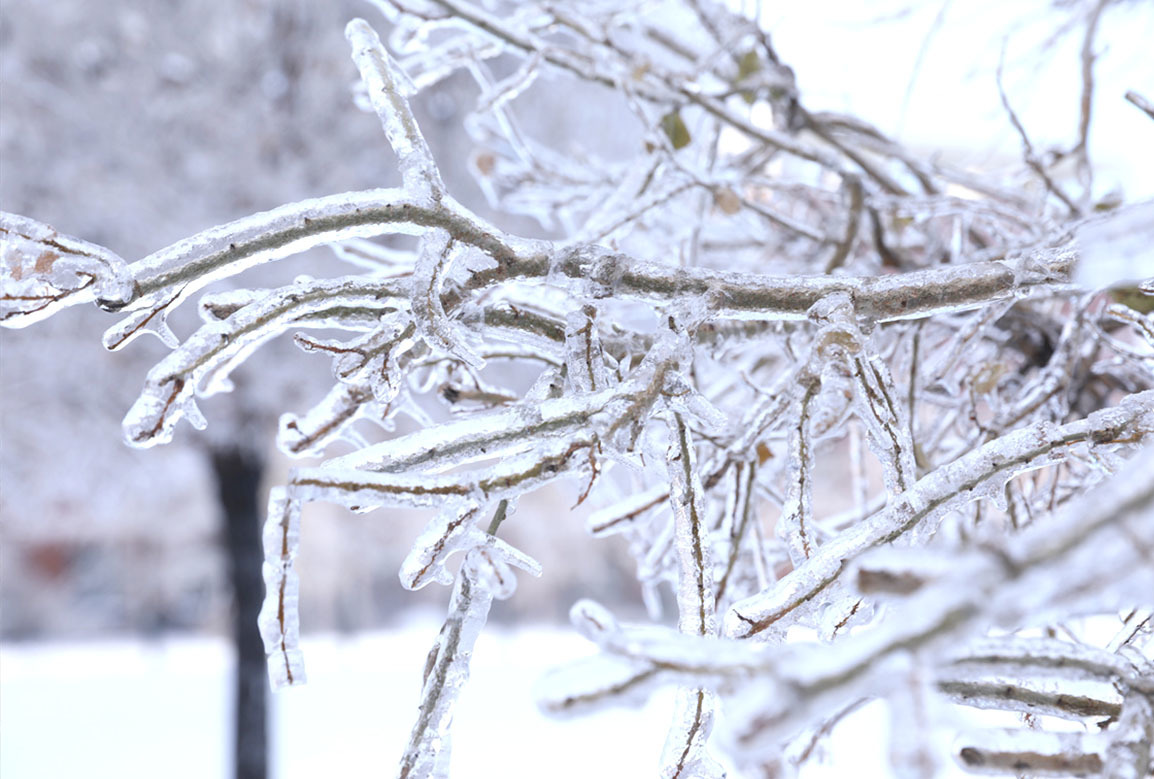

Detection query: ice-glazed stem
(779, 379), (819, 564)
(99, 189), (430, 349)
(399, 551), (493, 779)
(257, 489), (305, 689)
(123, 276), (407, 447)
(346, 18), (445, 198)
(410, 230), (485, 367)
(1, 211), (128, 327)
(954, 729), (1107, 776)
(661, 414), (722, 778)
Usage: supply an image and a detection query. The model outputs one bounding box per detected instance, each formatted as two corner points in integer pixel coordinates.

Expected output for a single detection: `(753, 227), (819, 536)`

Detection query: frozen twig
(347, 18), (444, 198)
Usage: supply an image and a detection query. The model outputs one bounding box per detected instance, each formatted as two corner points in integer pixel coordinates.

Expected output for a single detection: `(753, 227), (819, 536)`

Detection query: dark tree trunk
(210, 446), (268, 779)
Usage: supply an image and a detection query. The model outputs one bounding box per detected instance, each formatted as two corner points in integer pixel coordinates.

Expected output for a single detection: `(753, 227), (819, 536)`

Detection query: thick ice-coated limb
(98, 189), (431, 349)
(1, 211), (129, 327)
(53, 177), (1077, 356)
(726, 390), (1154, 639)
(346, 18), (444, 198)
(256, 488), (306, 689)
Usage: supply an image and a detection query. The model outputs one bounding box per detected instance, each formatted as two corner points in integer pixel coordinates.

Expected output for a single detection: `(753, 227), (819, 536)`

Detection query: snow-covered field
(2, 621), (902, 778)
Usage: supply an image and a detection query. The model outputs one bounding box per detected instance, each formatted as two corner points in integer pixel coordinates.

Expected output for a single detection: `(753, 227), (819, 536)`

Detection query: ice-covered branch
(1, 212), (129, 327)
(124, 276), (407, 447)
(541, 444), (1154, 755)
(347, 18), (445, 198)
(661, 413), (722, 778)
(726, 390), (1154, 639)
(399, 541), (537, 778)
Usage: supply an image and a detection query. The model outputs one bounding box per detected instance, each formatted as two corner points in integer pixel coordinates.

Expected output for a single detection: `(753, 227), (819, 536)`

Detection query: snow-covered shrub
(3, 1), (1152, 776)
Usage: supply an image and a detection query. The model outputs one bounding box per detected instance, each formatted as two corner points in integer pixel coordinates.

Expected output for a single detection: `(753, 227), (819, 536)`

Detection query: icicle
(257, 489), (306, 689)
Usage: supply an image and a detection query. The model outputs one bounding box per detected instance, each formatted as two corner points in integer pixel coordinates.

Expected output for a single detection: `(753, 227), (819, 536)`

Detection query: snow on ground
(1, 620), (911, 778)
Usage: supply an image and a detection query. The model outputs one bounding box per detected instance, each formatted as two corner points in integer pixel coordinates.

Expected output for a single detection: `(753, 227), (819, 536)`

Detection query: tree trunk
(210, 446), (268, 779)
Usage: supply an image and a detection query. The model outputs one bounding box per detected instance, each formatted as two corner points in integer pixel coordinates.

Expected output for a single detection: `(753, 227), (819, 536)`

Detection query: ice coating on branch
(346, 19), (444, 197)
(536, 652), (668, 718)
(9, 2), (1154, 774)
(663, 414), (724, 777)
(661, 687), (724, 779)
(778, 379), (819, 564)
(197, 288), (265, 322)
(564, 305), (609, 393)
(725, 390), (1154, 639)
(399, 549), (501, 779)
(953, 728), (1108, 776)
(327, 353), (671, 474)
(851, 354), (915, 496)
(101, 188), (426, 350)
(586, 484), (669, 537)
(667, 414), (716, 637)
(123, 276), (404, 447)
(398, 502), (543, 591)
(411, 231), (486, 368)
(475, 51), (541, 114)
(1, 211), (130, 327)
(257, 489), (305, 689)
(279, 317), (418, 457)
(327, 237), (414, 271)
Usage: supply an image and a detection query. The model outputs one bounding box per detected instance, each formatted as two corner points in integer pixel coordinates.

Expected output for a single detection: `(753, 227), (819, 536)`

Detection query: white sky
(755, 0), (1154, 200)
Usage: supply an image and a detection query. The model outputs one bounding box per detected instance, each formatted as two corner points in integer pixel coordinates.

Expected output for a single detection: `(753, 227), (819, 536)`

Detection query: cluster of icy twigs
(3, 2), (1154, 776)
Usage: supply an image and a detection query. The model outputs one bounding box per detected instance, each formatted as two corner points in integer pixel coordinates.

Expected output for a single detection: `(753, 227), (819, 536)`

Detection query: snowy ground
(0, 620), (914, 779)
